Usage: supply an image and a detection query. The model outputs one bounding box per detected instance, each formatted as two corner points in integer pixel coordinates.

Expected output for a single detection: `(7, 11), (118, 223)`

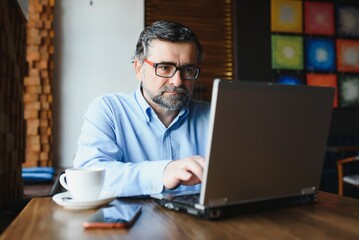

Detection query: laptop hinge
(208, 197), (228, 207)
(301, 187), (316, 195)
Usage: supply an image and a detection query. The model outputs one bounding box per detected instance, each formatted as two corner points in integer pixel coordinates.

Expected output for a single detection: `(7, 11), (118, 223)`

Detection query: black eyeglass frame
(144, 59), (200, 80)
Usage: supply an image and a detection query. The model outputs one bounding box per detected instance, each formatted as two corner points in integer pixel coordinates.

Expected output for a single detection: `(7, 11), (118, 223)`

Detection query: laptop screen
(200, 79), (334, 206)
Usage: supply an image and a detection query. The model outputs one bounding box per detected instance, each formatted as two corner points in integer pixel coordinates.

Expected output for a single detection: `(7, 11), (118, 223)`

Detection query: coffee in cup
(59, 167), (105, 201)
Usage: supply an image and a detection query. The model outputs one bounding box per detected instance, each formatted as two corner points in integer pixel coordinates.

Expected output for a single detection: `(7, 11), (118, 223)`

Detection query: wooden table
(1, 191), (359, 239)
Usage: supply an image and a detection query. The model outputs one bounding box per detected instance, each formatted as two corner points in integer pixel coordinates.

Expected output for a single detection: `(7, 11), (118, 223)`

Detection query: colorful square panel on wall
(307, 73), (338, 108)
(305, 38), (335, 71)
(337, 5), (359, 38)
(337, 39), (359, 73)
(276, 73), (304, 85)
(272, 35), (303, 70)
(338, 75), (359, 107)
(271, 0), (302, 33)
(304, 2), (334, 35)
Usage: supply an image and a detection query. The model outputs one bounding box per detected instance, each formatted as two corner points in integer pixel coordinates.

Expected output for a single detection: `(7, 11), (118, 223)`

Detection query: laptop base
(153, 193), (317, 220)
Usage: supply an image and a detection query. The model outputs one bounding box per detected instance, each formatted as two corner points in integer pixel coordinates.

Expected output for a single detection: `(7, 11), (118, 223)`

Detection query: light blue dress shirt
(73, 86), (210, 197)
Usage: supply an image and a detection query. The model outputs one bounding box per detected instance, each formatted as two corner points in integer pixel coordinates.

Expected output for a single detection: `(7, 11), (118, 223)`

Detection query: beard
(142, 83), (190, 110)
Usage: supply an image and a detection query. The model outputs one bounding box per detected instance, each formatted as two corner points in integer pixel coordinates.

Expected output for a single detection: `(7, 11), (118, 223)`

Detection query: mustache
(160, 85), (189, 96)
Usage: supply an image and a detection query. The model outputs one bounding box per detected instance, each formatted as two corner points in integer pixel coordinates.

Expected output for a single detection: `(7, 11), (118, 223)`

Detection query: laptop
(151, 79), (335, 220)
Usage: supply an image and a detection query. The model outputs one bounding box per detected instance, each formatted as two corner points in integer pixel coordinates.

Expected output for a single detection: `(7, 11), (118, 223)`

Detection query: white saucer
(52, 191), (116, 210)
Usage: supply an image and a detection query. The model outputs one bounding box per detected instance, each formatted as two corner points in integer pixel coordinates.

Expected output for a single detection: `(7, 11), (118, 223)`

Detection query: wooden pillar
(23, 0), (55, 167)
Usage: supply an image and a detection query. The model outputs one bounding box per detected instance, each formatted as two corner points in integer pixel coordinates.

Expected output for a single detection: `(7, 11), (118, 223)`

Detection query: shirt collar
(135, 84), (152, 123)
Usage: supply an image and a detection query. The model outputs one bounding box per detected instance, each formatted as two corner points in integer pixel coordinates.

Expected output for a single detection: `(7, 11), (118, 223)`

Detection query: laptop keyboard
(172, 193), (200, 204)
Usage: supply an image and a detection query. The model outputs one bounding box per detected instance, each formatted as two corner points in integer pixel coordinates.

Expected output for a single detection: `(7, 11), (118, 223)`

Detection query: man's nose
(169, 70), (183, 87)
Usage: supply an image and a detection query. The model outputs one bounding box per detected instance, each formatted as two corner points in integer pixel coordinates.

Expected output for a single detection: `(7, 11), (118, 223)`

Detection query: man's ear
(134, 59), (143, 82)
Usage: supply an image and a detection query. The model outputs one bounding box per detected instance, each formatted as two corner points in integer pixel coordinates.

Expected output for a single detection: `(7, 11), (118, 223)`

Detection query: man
(73, 21), (210, 196)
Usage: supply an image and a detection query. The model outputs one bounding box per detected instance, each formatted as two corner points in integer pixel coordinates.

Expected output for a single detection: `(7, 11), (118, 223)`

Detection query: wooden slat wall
(145, 0), (234, 101)
(23, 0), (55, 167)
(0, 0), (27, 210)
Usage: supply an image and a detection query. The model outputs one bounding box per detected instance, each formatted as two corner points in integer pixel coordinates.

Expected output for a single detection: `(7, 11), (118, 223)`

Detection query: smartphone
(83, 200), (142, 229)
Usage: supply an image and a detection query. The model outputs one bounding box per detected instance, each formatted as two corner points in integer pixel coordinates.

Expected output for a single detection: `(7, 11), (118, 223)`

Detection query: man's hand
(163, 155), (205, 190)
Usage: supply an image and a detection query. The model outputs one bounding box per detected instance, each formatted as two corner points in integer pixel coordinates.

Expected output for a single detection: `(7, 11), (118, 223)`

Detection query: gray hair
(134, 20), (203, 64)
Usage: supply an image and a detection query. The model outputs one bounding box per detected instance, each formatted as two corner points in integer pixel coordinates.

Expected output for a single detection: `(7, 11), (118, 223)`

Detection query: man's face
(135, 39), (198, 111)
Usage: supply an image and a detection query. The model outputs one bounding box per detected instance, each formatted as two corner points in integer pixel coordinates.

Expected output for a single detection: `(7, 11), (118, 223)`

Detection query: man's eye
(185, 67), (195, 74)
(158, 65), (173, 72)
(159, 66), (169, 70)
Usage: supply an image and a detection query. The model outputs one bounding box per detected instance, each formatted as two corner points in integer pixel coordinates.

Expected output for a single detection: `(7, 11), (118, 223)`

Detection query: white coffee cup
(59, 167), (105, 201)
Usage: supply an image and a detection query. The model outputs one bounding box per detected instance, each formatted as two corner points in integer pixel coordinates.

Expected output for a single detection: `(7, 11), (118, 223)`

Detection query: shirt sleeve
(73, 97), (171, 197)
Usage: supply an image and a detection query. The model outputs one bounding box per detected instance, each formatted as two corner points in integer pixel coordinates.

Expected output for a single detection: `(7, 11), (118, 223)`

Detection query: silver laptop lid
(200, 79), (334, 206)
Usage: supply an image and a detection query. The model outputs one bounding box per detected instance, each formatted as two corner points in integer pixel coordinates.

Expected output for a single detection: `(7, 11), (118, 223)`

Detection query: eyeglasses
(144, 59), (200, 80)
